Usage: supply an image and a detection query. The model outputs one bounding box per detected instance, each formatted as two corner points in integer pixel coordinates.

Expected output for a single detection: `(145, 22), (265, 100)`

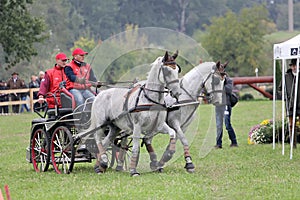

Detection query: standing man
(7, 72), (26, 114)
(37, 53), (69, 109)
(215, 66), (238, 148)
(278, 59), (300, 148)
(64, 48), (99, 110)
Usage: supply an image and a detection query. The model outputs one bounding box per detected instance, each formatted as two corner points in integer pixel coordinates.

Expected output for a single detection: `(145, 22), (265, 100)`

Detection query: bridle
(199, 66), (224, 103)
(142, 60), (180, 106)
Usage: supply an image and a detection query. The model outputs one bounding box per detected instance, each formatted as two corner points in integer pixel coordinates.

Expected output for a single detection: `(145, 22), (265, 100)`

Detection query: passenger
(37, 53), (68, 109)
(64, 48), (99, 110)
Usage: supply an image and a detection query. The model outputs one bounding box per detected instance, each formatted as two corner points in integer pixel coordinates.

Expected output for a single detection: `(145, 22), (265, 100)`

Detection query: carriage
(25, 82), (134, 174)
(26, 51), (226, 176)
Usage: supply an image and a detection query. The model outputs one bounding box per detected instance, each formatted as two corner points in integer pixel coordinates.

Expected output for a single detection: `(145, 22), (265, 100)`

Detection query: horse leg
(177, 127), (195, 173)
(157, 123), (177, 172)
(94, 128), (109, 174)
(116, 133), (129, 171)
(130, 126), (141, 176)
(142, 137), (158, 171)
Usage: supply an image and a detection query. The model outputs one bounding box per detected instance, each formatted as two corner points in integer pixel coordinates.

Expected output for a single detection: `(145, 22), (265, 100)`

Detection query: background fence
(0, 88), (39, 113)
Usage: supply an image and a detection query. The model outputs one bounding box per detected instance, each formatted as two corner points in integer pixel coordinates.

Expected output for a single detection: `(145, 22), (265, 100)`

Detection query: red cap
(72, 48), (88, 56)
(55, 53), (68, 60)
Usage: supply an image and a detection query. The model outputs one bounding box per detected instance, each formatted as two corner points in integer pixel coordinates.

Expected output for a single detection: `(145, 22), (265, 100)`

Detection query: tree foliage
(0, 0), (297, 80)
(0, 0), (47, 69)
(202, 5), (276, 76)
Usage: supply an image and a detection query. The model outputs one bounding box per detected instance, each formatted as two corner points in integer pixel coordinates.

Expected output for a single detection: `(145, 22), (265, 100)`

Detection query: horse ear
(222, 61), (229, 69)
(172, 50), (178, 60)
(163, 51), (169, 62)
(216, 61), (221, 69)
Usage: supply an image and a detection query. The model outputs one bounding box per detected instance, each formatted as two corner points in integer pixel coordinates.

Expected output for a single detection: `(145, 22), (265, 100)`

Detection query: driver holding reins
(64, 48), (101, 110)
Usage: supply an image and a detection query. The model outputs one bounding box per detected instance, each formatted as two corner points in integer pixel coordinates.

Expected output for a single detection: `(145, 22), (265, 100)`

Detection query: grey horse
(115, 61), (226, 173)
(88, 51), (181, 176)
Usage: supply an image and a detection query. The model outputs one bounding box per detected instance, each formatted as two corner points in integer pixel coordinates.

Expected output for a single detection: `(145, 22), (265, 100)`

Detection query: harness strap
(141, 85), (166, 107)
(166, 79), (179, 87)
(180, 79), (196, 101)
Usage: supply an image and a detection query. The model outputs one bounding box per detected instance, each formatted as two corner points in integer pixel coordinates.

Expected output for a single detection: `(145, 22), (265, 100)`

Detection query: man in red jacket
(64, 48), (98, 110)
(37, 53), (69, 109)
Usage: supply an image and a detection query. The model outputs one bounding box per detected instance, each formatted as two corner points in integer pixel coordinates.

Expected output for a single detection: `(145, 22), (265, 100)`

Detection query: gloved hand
(96, 81), (102, 88)
(75, 77), (86, 84)
(38, 95), (45, 104)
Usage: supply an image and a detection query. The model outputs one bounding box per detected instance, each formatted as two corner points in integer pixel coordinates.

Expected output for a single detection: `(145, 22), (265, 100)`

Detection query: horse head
(202, 61), (227, 105)
(160, 50), (181, 99)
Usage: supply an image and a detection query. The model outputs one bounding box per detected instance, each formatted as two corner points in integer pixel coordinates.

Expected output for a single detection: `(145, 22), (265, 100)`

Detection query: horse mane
(146, 56), (163, 80)
(184, 61), (215, 81)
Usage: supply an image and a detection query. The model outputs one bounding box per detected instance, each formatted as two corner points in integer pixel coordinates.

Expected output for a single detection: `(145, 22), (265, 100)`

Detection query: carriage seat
(60, 87), (76, 110)
(46, 87), (76, 119)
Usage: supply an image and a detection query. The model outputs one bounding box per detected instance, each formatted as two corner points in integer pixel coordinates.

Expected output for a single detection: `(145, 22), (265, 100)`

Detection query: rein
(140, 84), (167, 107)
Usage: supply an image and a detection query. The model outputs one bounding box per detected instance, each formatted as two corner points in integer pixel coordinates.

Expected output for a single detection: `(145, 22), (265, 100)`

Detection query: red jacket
(38, 65), (67, 108)
(65, 60), (92, 90)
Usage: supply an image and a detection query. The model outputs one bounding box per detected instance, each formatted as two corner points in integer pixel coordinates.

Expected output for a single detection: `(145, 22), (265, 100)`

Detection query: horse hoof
(130, 172), (140, 177)
(186, 168), (195, 173)
(150, 161), (158, 171)
(94, 165), (104, 174)
(184, 162), (195, 172)
(116, 166), (124, 172)
(156, 168), (164, 173)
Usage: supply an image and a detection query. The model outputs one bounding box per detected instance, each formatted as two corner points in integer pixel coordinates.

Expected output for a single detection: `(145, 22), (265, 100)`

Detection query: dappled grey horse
(155, 61), (226, 172)
(88, 51), (181, 176)
(116, 61), (226, 173)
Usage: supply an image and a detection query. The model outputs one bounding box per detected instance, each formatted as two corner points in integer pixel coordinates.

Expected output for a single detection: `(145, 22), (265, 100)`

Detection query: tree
(202, 5), (275, 76)
(0, 0), (47, 69)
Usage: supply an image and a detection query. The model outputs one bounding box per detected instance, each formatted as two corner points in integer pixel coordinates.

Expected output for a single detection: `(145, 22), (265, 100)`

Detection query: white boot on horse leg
(129, 147), (140, 176)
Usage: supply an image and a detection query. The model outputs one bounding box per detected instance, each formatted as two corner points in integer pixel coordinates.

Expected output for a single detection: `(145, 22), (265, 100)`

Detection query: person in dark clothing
(7, 72), (26, 114)
(215, 65), (238, 149)
(29, 75), (40, 100)
(0, 80), (9, 114)
(278, 59), (300, 148)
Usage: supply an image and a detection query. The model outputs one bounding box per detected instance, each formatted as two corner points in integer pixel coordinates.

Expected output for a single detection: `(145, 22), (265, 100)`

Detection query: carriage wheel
(51, 126), (75, 174)
(31, 128), (50, 172)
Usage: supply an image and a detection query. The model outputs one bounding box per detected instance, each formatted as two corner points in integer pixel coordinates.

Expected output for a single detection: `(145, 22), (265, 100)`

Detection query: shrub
(241, 93), (254, 101)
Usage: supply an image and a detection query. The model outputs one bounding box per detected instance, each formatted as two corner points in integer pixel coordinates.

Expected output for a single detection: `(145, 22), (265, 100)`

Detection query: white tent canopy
(274, 34), (300, 59)
(273, 34), (300, 159)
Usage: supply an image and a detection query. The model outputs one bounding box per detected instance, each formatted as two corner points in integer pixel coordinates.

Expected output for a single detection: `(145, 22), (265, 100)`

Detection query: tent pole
(290, 58), (299, 159)
(273, 59), (276, 149)
(282, 59), (286, 155)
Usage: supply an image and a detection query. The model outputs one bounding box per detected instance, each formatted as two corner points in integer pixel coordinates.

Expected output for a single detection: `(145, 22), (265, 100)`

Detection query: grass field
(1, 100), (300, 200)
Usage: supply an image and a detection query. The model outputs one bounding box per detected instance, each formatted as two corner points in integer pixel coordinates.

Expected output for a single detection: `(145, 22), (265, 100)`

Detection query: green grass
(1, 101), (300, 199)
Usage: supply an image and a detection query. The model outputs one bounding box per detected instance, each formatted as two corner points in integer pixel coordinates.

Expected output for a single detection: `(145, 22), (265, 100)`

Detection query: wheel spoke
(51, 126), (74, 174)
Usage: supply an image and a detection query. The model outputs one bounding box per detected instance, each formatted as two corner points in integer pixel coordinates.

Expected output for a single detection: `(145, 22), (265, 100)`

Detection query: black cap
(289, 59), (297, 66)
